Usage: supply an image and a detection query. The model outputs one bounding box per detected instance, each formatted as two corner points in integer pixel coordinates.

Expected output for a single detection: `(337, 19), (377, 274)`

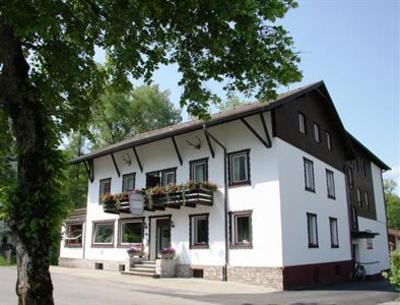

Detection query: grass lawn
(0, 255), (15, 266)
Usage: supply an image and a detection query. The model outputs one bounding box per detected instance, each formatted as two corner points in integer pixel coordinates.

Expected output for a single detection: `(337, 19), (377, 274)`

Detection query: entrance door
(156, 219), (171, 257)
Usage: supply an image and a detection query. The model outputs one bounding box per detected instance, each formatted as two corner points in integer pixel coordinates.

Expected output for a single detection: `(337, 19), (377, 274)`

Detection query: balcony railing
(103, 182), (216, 215)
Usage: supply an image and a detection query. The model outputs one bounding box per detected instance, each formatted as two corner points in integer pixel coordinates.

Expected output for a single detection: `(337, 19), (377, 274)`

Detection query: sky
(95, 0), (399, 188)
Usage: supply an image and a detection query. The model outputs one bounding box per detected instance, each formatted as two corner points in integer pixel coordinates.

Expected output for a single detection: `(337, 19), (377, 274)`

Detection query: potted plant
(158, 247), (175, 259)
(127, 244), (144, 257)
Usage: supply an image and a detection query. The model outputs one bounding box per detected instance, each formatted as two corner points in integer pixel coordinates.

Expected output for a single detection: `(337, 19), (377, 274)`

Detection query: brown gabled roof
(346, 132), (390, 171)
(71, 80), (389, 171)
(72, 81), (323, 164)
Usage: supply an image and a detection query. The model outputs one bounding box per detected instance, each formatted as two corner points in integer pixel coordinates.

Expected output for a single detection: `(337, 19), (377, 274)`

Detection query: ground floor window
(65, 223), (83, 247)
(307, 213), (318, 248)
(230, 211), (252, 248)
(189, 213), (209, 249)
(92, 221), (115, 247)
(118, 218), (144, 246)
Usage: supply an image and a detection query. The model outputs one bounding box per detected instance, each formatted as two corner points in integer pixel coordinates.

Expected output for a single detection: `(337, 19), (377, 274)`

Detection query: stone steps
(122, 260), (157, 278)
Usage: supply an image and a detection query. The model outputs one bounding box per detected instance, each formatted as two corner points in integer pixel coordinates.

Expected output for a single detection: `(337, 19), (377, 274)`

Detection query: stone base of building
(58, 258), (353, 291)
(227, 266), (283, 290)
(59, 257), (127, 272)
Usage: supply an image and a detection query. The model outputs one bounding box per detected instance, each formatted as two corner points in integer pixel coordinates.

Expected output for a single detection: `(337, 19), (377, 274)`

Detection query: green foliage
(384, 179), (400, 230)
(217, 96), (248, 112)
(63, 133), (89, 209)
(91, 84), (181, 147)
(0, 256), (10, 266)
(383, 251), (400, 290)
(1, 0), (301, 120)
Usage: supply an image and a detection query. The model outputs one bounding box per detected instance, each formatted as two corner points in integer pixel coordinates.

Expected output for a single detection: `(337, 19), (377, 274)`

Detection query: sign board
(129, 191), (145, 215)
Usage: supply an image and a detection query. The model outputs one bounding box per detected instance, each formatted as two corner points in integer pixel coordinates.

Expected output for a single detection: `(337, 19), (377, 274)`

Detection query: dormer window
(298, 113), (306, 134)
(313, 123), (320, 143)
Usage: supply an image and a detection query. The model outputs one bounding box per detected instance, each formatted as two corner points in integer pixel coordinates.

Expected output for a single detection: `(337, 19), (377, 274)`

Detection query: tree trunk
(16, 238), (54, 305)
(0, 20), (56, 305)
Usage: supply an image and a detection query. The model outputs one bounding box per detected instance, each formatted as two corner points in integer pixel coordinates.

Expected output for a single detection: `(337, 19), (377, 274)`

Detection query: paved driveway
(0, 266), (398, 305)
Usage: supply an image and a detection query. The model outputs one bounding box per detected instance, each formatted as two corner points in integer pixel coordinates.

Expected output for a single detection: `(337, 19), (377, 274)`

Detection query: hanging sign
(129, 191), (145, 215)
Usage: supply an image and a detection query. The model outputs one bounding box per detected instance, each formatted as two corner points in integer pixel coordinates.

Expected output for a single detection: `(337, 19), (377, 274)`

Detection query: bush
(384, 250), (400, 290)
(0, 255), (10, 266)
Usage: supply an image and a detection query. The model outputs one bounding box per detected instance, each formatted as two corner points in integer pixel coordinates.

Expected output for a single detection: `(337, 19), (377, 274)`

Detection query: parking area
(0, 266), (398, 305)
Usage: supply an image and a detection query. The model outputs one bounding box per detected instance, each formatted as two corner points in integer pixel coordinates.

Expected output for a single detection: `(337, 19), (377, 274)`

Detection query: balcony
(103, 182), (216, 215)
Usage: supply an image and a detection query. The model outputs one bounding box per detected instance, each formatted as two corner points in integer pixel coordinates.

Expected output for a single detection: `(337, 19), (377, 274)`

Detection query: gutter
(203, 124), (229, 281)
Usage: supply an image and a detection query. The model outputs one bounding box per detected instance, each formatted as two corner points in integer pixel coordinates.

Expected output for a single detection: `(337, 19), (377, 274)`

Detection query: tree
(384, 179), (400, 230)
(91, 84), (181, 148)
(0, 1), (301, 304)
(217, 96), (248, 112)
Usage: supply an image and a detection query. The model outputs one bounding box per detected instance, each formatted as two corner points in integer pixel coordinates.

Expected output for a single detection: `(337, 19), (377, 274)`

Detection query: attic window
(313, 123), (320, 143)
(298, 113), (306, 134)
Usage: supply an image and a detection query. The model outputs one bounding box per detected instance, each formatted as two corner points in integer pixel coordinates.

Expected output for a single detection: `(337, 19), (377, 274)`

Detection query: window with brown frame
(118, 218), (144, 247)
(364, 192), (370, 210)
(228, 150), (251, 186)
(356, 188), (362, 207)
(326, 169), (335, 199)
(189, 213), (209, 249)
(65, 223), (83, 247)
(146, 168), (177, 188)
(304, 158), (315, 192)
(298, 112), (306, 134)
(329, 217), (339, 248)
(122, 173), (135, 192)
(99, 178), (111, 204)
(313, 122), (320, 143)
(230, 211), (252, 249)
(307, 213), (318, 248)
(346, 167), (354, 189)
(92, 221), (115, 247)
(190, 158), (208, 182)
(326, 132), (332, 151)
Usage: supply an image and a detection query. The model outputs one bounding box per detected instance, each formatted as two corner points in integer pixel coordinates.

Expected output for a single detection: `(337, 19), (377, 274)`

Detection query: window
(118, 219), (144, 246)
(346, 167), (354, 189)
(313, 122), (320, 143)
(356, 188), (362, 207)
(146, 168), (177, 188)
(162, 168), (176, 185)
(189, 214), (209, 249)
(122, 173), (135, 192)
(230, 211), (252, 248)
(298, 113), (306, 134)
(350, 206), (358, 230)
(146, 171), (160, 188)
(366, 230), (373, 249)
(354, 159), (359, 173)
(65, 223), (83, 247)
(326, 132), (332, 150)
(329, 217), (339, 248)
(99, 178), (111, 204)
(190, 158), (208, 182)
(92, 221), (114, 246)
(307, 213), (318, 248)
(363, 160), (368, 177)
(304, 158), (315, 192)
(326, 169), (335, 199)
(364, 192), (370, 209)
(228, 150), (250, 186)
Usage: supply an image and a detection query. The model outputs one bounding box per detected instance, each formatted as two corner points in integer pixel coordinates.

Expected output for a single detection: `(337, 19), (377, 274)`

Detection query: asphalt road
(0, 266), (398, 305)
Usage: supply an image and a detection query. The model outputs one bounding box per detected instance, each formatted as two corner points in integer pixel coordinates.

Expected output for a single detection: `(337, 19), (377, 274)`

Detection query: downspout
(203, 125), (229, 281)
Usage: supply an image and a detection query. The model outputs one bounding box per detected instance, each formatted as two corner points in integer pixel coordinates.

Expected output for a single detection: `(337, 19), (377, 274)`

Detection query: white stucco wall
(353, 162), (390, 275)
(62, 112), (284, 268)
(277, 139), (352, 267)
